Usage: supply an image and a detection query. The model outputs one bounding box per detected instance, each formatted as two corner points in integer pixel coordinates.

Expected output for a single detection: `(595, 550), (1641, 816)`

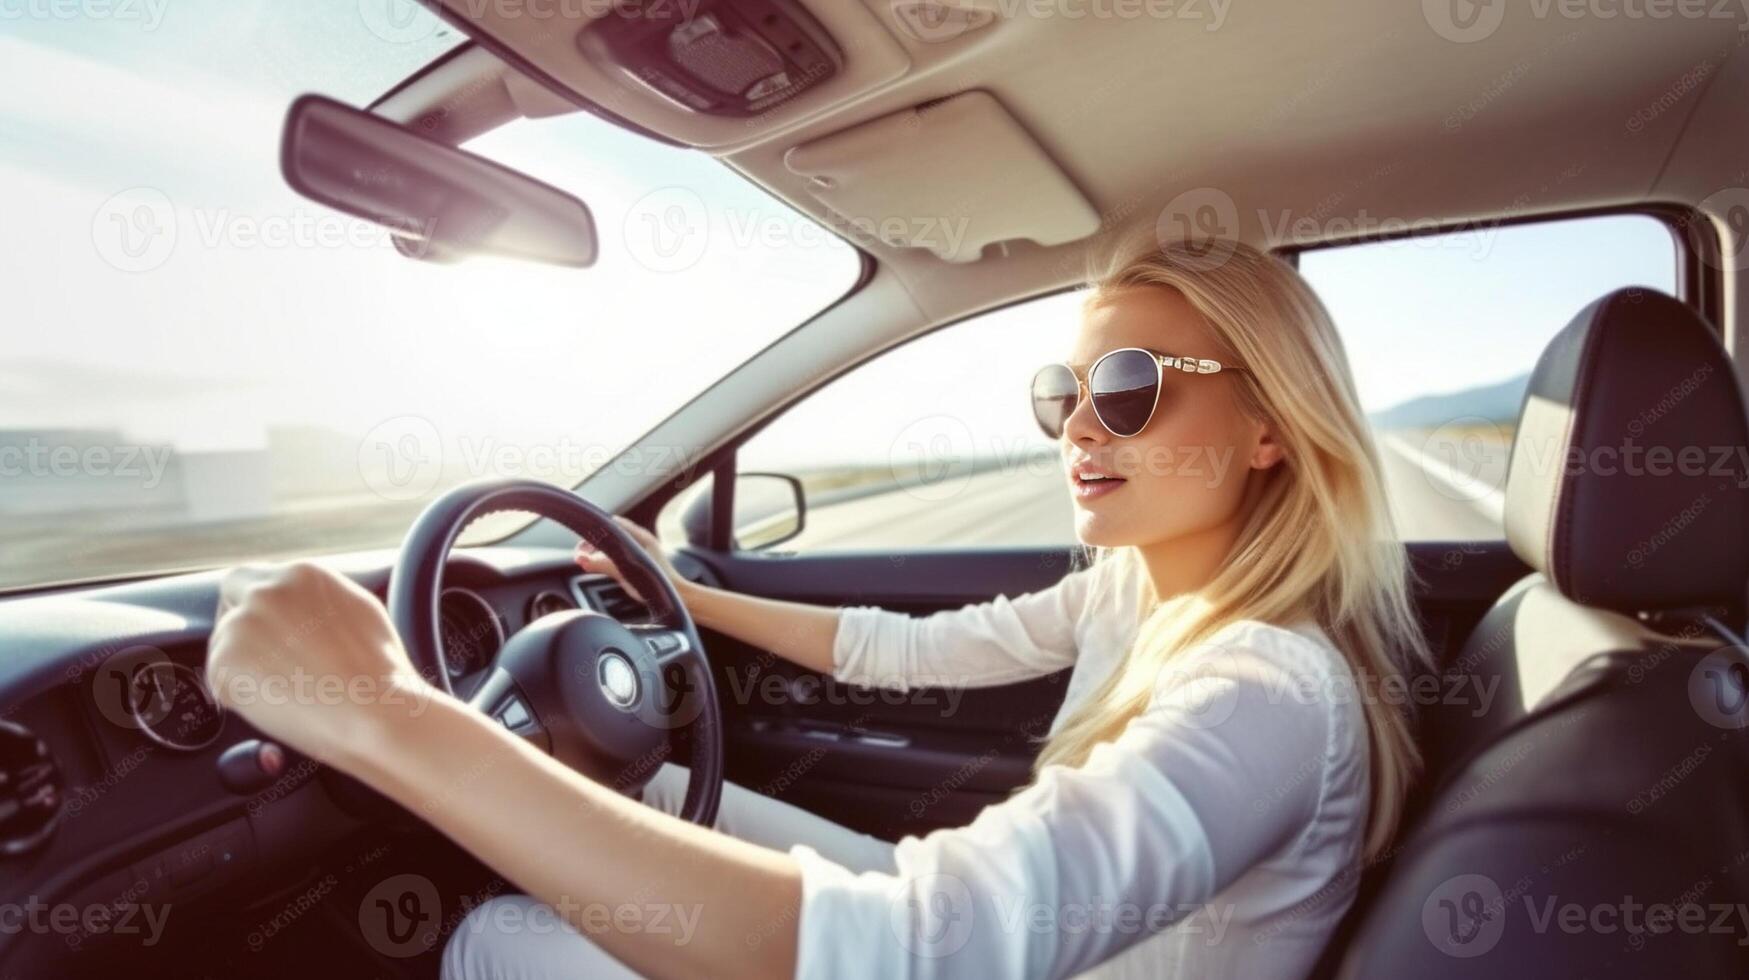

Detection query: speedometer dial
(438, 588), (505, 678)
(128, 662), (224, 751)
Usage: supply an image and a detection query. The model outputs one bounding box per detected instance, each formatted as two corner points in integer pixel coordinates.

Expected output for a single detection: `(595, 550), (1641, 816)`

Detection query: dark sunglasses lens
(1030, 364), (1078, 438)
(1089, 349), (1159, 437)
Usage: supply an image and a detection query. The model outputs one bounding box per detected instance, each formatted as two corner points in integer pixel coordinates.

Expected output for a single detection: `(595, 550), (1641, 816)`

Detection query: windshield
(0, 1), (861, 591)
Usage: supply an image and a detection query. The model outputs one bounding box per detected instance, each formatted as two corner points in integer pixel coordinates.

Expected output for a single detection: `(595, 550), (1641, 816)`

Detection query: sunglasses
(1030, 347), (1248, 439)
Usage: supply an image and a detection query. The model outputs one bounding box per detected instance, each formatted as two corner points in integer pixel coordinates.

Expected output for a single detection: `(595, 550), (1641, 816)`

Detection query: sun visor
(783, 92), (1099, 263)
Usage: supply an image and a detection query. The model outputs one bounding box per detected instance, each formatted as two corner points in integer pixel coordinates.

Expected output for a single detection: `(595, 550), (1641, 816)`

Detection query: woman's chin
(1073, 513), (1129, 549)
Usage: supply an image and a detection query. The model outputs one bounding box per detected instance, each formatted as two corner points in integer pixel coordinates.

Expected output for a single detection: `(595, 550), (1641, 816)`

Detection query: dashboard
(0, 544), (696, 971)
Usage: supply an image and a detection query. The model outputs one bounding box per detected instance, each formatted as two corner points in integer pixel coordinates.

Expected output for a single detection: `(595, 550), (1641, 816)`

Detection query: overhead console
(424, 0), (910, 150)
(577, 0), (843, 118)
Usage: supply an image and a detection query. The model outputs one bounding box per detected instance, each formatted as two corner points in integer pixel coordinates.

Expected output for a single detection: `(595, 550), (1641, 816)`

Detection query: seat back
(1331, 288), (1749, 976)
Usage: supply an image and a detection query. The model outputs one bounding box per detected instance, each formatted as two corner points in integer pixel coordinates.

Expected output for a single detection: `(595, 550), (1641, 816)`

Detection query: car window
(717, 292), (1088, 553)
(0, 1), (860, 591)
(1297, 214), (1680, 541)
(698, 214), (1681, 555)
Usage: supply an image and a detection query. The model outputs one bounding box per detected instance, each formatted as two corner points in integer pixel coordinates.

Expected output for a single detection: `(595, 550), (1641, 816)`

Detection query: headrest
(1505, 288), (1749, 613)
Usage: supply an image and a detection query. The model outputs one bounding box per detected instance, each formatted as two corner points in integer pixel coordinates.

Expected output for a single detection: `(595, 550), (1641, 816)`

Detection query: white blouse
(791, 563), (1370, 980)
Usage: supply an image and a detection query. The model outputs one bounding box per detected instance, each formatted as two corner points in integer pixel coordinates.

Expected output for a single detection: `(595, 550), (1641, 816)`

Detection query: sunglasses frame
(1032, 347), (1249, 439)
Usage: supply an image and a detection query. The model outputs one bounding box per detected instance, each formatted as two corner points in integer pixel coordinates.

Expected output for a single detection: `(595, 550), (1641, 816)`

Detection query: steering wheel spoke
(465, 667), (548, 749)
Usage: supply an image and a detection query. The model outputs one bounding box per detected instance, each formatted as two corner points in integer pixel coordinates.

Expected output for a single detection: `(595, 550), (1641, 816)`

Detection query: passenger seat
(1331, 288), (1749, 976)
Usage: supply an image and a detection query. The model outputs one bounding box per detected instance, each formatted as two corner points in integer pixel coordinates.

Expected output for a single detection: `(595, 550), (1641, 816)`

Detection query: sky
(0, 0), (859, 462)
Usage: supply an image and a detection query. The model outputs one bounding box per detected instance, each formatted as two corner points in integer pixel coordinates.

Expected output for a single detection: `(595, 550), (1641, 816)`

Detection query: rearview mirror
(280, 95), (598, 267)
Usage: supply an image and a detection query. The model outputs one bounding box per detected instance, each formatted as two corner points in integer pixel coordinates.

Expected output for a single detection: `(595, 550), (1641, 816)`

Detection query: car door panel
(684, 541), (1530, 841)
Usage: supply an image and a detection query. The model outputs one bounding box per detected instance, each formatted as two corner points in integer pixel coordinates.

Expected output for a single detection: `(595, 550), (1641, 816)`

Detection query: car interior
(5, 0), (1749, 976)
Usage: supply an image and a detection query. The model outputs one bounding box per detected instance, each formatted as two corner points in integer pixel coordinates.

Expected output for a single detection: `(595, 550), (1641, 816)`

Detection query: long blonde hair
(1033, 239), (1430, 862)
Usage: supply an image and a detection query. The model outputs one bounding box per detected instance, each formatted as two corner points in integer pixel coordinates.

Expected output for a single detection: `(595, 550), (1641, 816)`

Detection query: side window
(1297, 214), (1680, 541)
(713, 292), (1088, 552)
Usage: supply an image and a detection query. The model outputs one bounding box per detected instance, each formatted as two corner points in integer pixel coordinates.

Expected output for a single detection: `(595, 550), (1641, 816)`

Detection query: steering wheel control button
(641, 631), (687, 657)
(217, 739), (287, 793)
(498, 696), (533, 731)
(598, 650), (641, 710)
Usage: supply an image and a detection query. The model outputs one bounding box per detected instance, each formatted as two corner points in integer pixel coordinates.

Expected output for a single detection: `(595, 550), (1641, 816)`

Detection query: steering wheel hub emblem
(597, 650), (640, 709)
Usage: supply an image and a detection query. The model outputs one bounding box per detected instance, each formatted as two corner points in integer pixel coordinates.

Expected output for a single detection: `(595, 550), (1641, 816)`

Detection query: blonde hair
(1033, 238), (1431, 863)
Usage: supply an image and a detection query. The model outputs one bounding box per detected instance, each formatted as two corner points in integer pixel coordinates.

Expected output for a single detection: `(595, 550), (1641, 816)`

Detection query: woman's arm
(578, 518), (840, 674)
(582, 518), (1093, 692)
(207, 560), (805, 980)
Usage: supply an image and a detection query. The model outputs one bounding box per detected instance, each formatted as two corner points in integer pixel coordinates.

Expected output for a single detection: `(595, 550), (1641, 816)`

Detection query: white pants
(440, 763), (896, 979)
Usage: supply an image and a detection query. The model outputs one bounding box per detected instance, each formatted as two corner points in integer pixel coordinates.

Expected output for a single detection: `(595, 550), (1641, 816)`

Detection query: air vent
(0, 720), (61, 855)
(582, 580), (649, 622)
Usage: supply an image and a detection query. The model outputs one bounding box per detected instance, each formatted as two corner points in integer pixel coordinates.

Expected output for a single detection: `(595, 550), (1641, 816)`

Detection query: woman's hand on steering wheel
(573, 516), (683, 605)
(207, 561), (433, 769)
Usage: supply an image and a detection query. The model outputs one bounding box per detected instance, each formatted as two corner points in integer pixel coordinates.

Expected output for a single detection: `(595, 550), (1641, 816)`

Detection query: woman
(207, 240), (1429, 979)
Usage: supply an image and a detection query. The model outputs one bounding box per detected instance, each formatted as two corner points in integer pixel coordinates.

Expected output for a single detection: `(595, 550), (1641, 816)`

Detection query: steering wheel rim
(386, 478), (722, 826)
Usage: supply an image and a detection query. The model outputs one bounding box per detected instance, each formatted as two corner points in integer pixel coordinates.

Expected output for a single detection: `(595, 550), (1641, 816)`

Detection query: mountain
(1368, 372), (1530, 431)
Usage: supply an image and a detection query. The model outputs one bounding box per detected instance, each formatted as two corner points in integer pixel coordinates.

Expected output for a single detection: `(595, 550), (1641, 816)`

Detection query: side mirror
(280, 94), (598, 267)
(680, 472), (806, 551)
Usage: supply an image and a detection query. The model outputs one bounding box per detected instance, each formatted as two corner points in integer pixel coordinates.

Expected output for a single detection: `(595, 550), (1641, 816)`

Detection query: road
(782, 437), (1506, 551)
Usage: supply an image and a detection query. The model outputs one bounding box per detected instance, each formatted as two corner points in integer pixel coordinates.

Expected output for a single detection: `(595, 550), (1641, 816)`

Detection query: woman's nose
(1062, 385), (1108, 447)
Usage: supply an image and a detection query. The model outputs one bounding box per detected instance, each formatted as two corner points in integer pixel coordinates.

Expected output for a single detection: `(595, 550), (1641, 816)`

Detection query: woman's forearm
(353, 688), (804, 980)
(678, 580), (841, 676)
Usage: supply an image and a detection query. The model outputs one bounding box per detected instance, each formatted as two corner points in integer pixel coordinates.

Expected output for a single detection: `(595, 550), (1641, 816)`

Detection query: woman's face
(1061, 286), (1282, 549)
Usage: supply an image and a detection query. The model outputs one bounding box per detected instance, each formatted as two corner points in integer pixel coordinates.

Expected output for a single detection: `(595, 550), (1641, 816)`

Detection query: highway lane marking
(1381, 435), (1507, 526)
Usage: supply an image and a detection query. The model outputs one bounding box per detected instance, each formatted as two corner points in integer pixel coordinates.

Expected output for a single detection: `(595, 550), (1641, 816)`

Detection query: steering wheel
(386, 479), (722, 826)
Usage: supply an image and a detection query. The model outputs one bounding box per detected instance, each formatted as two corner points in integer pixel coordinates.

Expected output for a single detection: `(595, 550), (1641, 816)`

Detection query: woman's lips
(1071, 473), (1127, 501)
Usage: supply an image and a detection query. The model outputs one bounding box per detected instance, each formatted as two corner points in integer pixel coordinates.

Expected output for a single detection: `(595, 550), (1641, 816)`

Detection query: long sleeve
(791, 621), (1357, 980)
(831, 567), (1096, 692)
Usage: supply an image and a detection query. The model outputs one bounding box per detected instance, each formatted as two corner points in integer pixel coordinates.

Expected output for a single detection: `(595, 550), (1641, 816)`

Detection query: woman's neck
(1135, 513), (1246, 606)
